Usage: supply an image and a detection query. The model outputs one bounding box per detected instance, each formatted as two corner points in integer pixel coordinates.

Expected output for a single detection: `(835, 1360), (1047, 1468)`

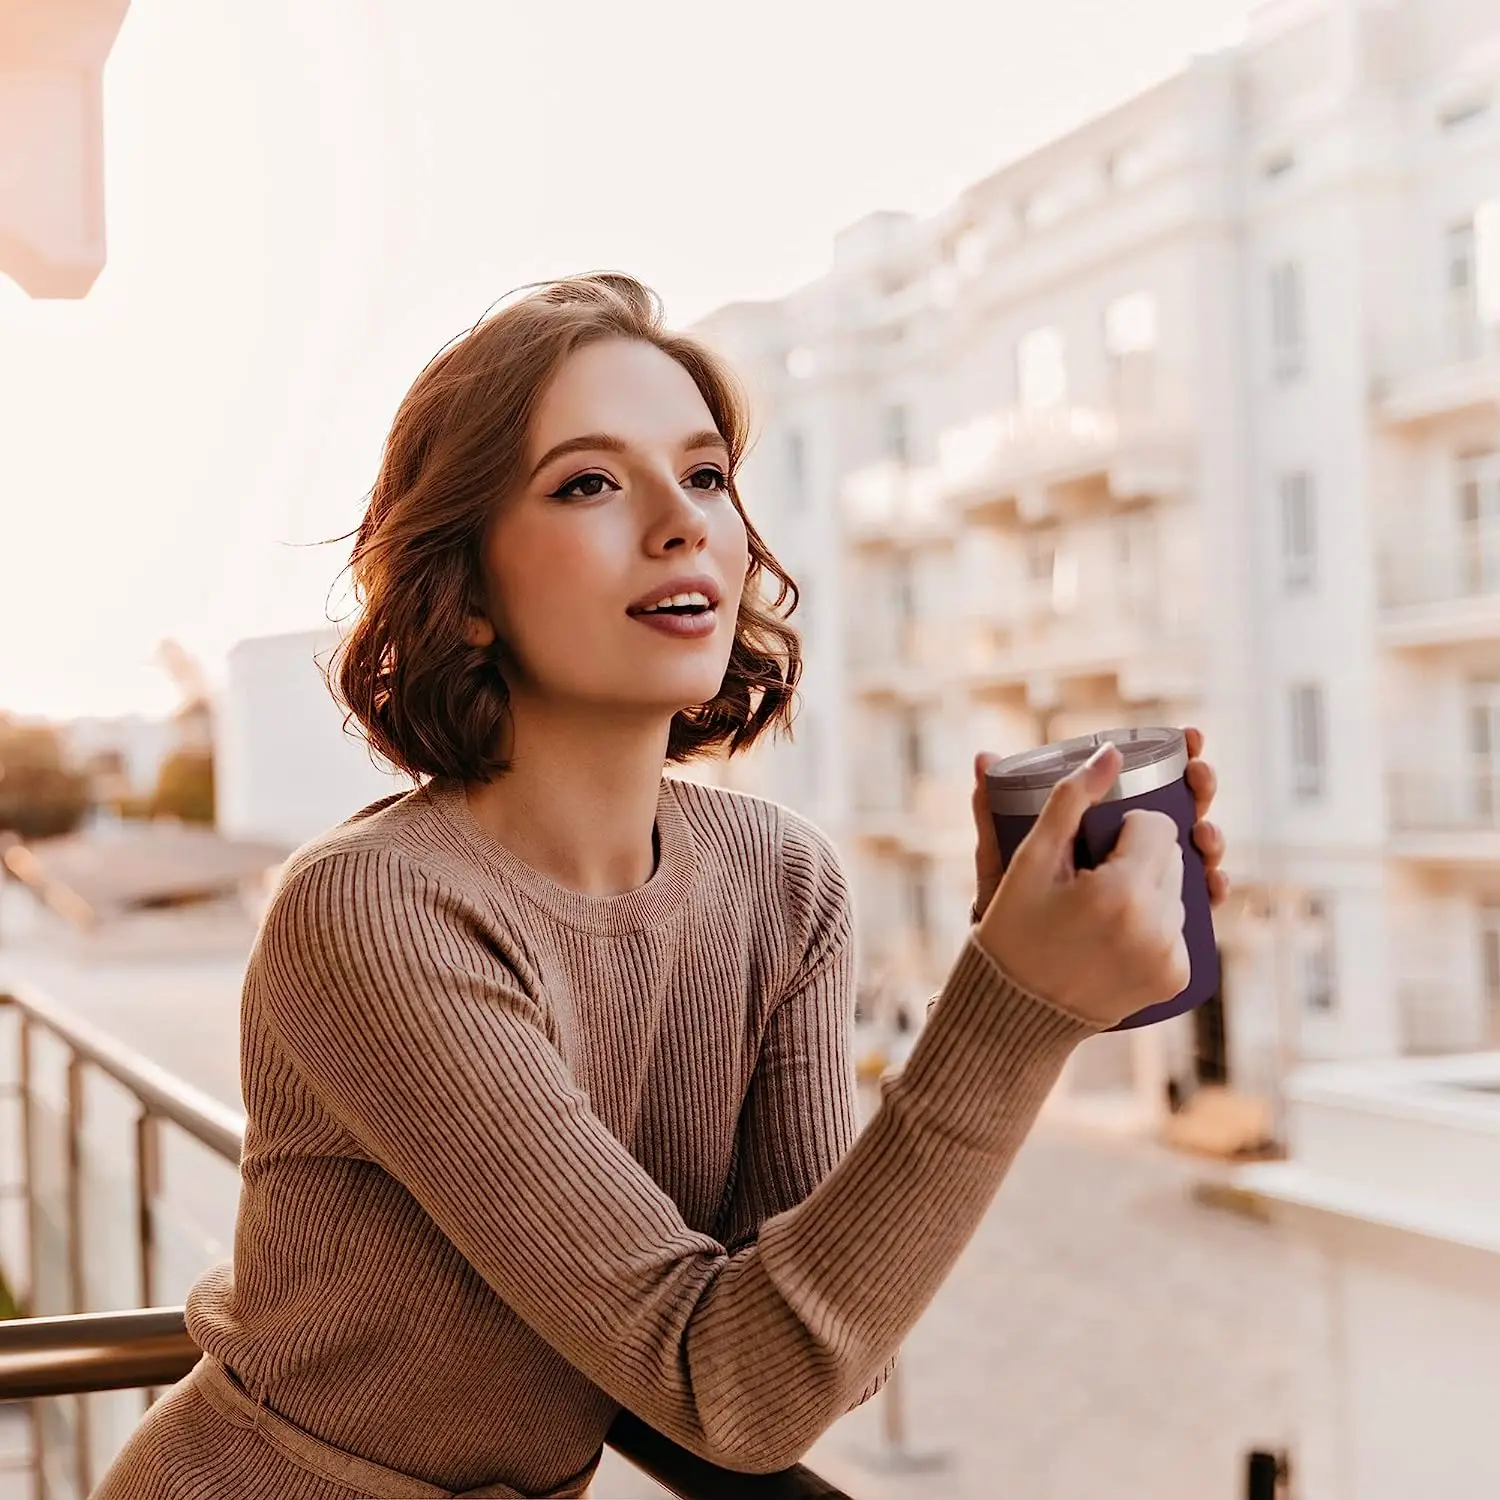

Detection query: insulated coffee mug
(984, 726), (1218, 1031)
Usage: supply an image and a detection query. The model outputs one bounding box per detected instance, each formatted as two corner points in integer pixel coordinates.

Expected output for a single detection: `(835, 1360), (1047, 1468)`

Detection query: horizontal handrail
(0, 1309), (854, 1500)
(0, 983), (245, 1160)
(0, 1308), (197, 1400)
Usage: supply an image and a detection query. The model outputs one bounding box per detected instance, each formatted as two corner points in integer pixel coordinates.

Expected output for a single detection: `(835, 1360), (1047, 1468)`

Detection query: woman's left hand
(969, 724), (1231, 924)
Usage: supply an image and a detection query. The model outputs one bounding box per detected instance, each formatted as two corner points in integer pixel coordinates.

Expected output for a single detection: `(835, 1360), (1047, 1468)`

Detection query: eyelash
(549, 465), (730, 501)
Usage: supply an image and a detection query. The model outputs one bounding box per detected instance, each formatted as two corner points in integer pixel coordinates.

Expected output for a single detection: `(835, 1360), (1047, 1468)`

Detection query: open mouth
(627, 591), (715, 619)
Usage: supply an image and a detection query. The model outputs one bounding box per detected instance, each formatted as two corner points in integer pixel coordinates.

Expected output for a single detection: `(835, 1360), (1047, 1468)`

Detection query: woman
(95, 273), (1228, 1499)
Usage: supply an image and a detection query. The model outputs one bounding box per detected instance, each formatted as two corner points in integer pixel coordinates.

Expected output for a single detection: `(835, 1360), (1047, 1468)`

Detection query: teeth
(639, 591), (712, 613)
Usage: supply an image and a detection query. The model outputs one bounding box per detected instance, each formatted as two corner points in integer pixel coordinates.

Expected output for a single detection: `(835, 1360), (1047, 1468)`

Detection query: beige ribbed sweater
(93, 776), (1098, 1499)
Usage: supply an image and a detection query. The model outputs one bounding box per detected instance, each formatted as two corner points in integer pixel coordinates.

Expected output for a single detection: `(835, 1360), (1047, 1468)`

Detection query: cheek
(716, 507), (751, 587)
(485, 522), (612, 632)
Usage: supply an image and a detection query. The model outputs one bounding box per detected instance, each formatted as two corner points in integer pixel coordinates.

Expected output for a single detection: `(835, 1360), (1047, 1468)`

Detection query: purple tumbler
(984, 727), (1218, 1031)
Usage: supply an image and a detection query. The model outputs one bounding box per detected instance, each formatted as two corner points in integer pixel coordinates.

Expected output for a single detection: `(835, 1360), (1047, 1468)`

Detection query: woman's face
(473, 338), (750, 727)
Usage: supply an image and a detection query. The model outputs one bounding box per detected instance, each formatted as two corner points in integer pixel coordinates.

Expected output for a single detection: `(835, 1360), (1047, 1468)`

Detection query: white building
(1241, 1051), (1500, 1499)
(695, 0), (1500, 1128)
(216, 628), (409, 849)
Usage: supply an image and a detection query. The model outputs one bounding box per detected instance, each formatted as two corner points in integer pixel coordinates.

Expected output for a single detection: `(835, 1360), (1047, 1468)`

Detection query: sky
(0, 0), (1249, 722)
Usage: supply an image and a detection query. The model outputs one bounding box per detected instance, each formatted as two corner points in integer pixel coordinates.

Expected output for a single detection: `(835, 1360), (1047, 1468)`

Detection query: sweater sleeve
(259, 847), (1099, 1475)
(716, 836), (893, 1411)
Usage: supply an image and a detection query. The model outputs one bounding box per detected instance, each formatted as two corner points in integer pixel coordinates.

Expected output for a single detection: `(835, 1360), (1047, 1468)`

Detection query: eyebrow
(528, 429), (730, 481)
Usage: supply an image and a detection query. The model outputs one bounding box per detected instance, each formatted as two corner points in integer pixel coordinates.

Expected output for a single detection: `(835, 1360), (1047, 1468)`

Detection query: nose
(641, 469), (711, 556)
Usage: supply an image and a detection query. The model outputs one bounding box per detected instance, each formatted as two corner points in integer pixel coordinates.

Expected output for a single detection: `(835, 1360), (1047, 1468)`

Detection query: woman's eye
(685, 466), (729, 492)
(551, 471), (619, 500)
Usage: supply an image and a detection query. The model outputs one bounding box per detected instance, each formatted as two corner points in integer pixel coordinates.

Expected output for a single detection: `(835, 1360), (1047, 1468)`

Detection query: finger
(1013, 740), (1122, 875)
(1183, 725), (1204, 760)
(1208, 867), (1231, 907)
(1185, 757), (1217, 820)
(972, 753), (1005, 873)
(1111, 807), (1181, 883)
(1192, 819), (1225, 870)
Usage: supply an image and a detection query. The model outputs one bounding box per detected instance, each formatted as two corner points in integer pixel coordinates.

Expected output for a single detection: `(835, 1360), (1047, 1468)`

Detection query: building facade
(695, 0), (1500, 1128)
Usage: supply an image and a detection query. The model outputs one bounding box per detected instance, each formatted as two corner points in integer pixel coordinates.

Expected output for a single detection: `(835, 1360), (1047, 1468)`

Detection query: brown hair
(331, 273), (802, 784)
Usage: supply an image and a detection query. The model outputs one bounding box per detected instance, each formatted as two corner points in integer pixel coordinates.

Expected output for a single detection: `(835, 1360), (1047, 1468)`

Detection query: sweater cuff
(892, 932), (1102, 1151)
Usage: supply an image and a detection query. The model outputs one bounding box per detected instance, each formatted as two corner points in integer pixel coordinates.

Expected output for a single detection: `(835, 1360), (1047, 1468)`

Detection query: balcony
(850, 774), (970, 858)
(846, 618), (957, 701)
(936, 402), (1194, 524)
(963, 573), (1202, 708)
(839, 461), (954, 551)
(1387, 771), (1500, 866)
(0, 984), (852, 1499)
(1380, 523), (1500, 647)
(1373, 320), (1500, 429)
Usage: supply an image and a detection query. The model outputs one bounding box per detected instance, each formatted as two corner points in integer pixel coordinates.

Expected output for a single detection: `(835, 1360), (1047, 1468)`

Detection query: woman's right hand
(974, 741), (1189, 1029)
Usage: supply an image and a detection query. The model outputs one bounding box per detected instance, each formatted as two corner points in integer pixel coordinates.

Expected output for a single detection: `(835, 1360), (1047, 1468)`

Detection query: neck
(464, 700), (673, 898)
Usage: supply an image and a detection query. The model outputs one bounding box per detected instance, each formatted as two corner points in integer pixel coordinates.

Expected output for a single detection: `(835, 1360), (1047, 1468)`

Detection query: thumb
(1014, 740), (1122, 872)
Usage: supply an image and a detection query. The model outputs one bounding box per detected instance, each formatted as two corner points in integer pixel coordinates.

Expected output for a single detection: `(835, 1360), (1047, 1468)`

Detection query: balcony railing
(935, 394), (1194, 515)
(0, 986), (851, 1499)
(1388, 771), (1500, 836)
(840, 462), (952, 549)
(1373, 317), (1500, 428)
(1381, 521), (1500, 614)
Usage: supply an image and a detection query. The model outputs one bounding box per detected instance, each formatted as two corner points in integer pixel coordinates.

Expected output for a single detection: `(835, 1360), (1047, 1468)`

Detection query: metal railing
(1388, 770), (1500, 835)
(0, 985), (851, 1499)
(1381, 520), (1500, 611)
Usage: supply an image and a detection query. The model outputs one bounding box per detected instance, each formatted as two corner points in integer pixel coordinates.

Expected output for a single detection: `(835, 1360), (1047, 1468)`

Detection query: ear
(465, 614), (496, 649)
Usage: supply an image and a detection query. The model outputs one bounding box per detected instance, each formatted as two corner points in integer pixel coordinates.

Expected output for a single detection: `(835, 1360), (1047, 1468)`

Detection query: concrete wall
(216, 628), (409, 849)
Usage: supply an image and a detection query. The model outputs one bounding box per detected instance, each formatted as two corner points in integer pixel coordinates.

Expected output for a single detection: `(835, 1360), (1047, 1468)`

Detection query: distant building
(61, 713), (179, 801)
(1243, 1052), (1500, 1499)
(695, 0), (1500, 1132)
(217, 628), (410, 849)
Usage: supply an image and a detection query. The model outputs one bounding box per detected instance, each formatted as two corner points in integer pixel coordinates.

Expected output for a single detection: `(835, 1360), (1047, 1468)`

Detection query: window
(1468, 682), (1500, 825)
(1017, 326), (1067, 412)
(899, 711), (924, 781)
(906, 859), (932, 947)
(883, 404), (910, 463)
(1299, 895), (1336, 1013)
(1477, 201), (1500, 332)
(786, 429), (807, 503)
(1269, 262), (1305, 380)
(1104, 292), (1158, 417)
(1280, 471), (1317, 591)
(953, 226), (988, 278)
(1024, 531), (1057, 583)
(1457, 450), (1500, 595)
(1481, 904), (1500, 1046)
(1290, 683), (1325, 799)
(891, 556), (917, 627)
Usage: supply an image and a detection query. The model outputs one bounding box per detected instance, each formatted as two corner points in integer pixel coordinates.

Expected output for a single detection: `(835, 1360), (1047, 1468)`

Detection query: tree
(0, 717), (90, 839)
(151, 747), (215, 825)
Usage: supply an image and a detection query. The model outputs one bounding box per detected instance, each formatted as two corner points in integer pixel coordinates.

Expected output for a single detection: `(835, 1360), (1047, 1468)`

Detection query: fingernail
(1084, 740), (1116, 770)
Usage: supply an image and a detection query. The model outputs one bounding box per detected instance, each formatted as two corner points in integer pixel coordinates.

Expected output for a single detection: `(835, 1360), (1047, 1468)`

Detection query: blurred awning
(0, 0), (130, 298)
(3, 824), (288, 929)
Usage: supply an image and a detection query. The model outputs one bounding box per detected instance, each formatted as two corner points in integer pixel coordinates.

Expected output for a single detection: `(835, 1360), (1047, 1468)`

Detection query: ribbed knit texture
(92, 776), (1099, 1499)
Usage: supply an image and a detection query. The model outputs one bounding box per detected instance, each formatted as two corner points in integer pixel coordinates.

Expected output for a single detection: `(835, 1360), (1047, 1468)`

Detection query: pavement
(1, 886), (1326, 1500)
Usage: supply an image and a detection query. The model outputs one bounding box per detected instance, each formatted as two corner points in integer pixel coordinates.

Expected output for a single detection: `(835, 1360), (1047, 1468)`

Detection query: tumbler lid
(985, 726), (1187, 816)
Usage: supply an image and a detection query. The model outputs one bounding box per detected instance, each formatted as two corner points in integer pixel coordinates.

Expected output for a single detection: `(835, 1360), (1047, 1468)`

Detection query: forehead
(528, 339), (720, 453)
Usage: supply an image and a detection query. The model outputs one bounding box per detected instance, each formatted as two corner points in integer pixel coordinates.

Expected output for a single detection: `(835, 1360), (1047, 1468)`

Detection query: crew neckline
(428, 776), (699, 934)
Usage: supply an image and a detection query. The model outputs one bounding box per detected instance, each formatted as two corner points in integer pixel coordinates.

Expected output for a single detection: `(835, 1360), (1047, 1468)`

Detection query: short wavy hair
(331, 273), (802, 784)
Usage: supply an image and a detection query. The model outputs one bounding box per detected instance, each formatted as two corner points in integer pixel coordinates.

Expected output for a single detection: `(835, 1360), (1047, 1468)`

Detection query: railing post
(17, 1014), (42, 1500)
(65, 1055), (93, 1493)
(135, 1112), (161, 1405)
